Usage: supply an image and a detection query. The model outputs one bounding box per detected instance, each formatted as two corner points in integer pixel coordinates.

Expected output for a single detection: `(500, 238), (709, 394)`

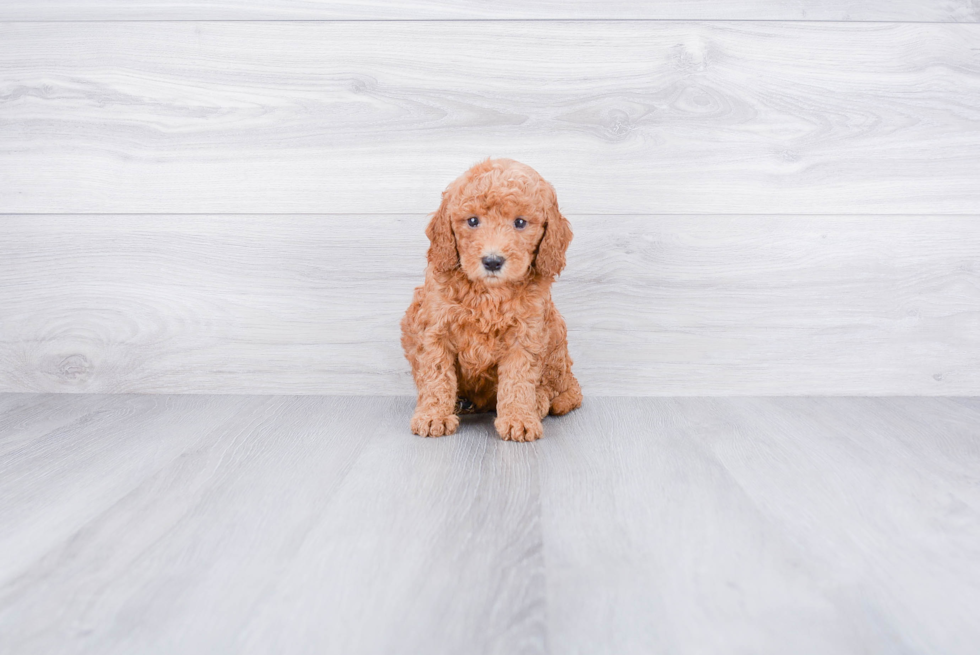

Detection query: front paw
(495, 414), (543, 442)
(411, 412), (459, 437)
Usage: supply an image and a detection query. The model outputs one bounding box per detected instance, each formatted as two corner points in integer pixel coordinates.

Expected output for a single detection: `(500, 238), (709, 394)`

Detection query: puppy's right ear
(425, 193), (458, 273)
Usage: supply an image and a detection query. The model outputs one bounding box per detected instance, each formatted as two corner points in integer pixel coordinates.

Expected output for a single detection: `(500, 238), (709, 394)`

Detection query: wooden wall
(2, 1), (979, 21)
(1, 8), (978, 395)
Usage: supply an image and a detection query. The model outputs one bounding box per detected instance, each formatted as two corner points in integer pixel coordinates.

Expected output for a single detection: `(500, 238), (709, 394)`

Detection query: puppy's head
(426, 158), (572, 285)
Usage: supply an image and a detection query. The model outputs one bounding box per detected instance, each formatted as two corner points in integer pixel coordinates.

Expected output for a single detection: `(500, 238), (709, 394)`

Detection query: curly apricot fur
(401, 158), (582, 440)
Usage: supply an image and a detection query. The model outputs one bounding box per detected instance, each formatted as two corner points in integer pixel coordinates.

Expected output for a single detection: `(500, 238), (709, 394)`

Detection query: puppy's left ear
(534, 187), (572, 279)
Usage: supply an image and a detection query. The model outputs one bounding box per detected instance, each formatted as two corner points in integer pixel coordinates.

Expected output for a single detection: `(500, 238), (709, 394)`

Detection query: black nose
(482, 255), (505, 272)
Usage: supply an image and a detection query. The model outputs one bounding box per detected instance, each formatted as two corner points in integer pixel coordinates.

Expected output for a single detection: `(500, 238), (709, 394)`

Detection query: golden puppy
(401, 158), (582, 441)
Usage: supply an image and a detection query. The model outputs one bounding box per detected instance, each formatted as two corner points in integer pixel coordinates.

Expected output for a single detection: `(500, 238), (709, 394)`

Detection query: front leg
(411, 331), (459, 437)
(494, 347), (543, 442)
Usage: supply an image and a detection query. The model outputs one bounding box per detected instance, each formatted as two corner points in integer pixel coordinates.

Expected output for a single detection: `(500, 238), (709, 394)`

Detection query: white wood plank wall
(1, 8), (978, 395)
(2, 1), (979, 21)
(3, 22), (980, 214)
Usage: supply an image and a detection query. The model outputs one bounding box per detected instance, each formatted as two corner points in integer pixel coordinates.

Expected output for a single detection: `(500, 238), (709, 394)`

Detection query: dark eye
(467, 216), (480, 227)
(514, 217), (527, 229)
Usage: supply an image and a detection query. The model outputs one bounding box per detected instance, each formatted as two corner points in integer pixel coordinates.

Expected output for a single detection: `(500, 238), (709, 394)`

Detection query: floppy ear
(425, 193), (458, 273)
(534, 195), (572, 279)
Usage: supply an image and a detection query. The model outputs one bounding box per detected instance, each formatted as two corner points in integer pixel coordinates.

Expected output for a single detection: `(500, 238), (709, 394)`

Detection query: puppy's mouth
(472, 265), (528, 285)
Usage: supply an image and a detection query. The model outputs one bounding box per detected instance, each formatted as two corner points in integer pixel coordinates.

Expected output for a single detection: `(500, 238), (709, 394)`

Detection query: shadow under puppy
(401, 158), (582, 441)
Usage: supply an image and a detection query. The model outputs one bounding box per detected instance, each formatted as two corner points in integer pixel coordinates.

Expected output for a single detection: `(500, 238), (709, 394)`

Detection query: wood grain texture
(2, 21), (980, 214)
(1, 394), (978, 653)
(539, 396), (980, 654)
(1, 214), (977, 396)
(0, 395), (545, 655)
(2, 0), (979, 21)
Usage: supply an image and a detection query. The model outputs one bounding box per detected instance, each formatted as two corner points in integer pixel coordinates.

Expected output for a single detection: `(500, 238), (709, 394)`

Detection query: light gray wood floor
(1, 394), (978, 654)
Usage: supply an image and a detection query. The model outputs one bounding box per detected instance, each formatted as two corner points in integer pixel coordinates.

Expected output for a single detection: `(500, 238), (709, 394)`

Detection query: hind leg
(540, 305), (582, 418)
(540, 344), (582, 417)
(549, 372), (582, 416)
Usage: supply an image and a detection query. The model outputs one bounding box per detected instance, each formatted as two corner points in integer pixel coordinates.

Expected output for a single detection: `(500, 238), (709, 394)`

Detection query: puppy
(401, 158), (582, 441)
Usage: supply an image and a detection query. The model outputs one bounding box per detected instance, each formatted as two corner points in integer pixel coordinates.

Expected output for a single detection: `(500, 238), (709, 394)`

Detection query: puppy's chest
(452, 322), (509, 373)
(445, 295), (546, 373)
